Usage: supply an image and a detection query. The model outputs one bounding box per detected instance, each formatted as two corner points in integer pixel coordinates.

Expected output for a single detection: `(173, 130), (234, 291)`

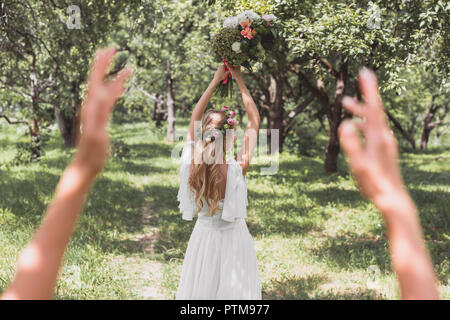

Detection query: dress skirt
(176, 213), (262, 300)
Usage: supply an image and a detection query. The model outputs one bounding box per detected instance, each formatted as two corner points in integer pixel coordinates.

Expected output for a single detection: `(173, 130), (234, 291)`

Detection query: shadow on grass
(407, 188), (450, 274)
(402, 165), (450, 187)
(312, 233), (391, 273)
(141, 184), (194, 260)
(305, 187), (365, 207)
(244, 156), (352, 236)
(40, 143), (175, 175)
(0, 168), (149, 256)
(250, 156), (333, 184)
(127, 143), (174, 160)
(314, 288), (386, 300)
(247, 189), (320, 236)
(400, 147), (450, 156)
(107, 160), (170, 175)
(263, 274), (385, 299)
(0, 169), (60, 222)
(72, 176), (149, 254)
(263, 274), (328, 300)
(41, 155), (73, 170)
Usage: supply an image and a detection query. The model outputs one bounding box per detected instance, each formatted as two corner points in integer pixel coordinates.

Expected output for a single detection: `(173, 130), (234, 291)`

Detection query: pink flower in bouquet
(222, 106), (230, 111)
(230, 111), (236, 117)
(227, 118), (235, 126)
(241, 27), (256, 40)
(240, 19), (252, 28)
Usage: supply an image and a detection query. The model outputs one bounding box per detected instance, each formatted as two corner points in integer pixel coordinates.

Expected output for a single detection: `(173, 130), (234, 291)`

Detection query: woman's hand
(227, 64), (242, 80)
(213, 65), (230, 85)
(75, 47), (133, 177)
(339, 68), (405, 212)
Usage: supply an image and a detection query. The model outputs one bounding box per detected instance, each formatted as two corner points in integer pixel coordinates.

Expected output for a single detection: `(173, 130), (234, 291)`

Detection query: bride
(176, 64), (261, 299)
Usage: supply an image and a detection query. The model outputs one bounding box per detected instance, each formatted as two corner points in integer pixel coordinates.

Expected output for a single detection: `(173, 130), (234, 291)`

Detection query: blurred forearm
(1, 160), (96, 300)
(377, 191), (439, 300)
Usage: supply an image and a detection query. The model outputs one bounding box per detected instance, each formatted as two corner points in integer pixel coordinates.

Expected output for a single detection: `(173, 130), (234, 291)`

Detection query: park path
(110, 200), (169, 299)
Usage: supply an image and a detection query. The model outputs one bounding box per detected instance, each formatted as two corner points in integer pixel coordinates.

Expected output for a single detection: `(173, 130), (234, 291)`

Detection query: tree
(0, 0), (57, 159)
(385, 64), (449, 150)
(0, 0), (136, 152)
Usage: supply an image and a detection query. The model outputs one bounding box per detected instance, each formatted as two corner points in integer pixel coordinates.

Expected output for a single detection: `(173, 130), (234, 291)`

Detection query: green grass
(0, 120), (449, 299)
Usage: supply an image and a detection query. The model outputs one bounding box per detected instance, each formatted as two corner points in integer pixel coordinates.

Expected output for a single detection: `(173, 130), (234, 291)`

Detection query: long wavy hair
(189, 110), (235, 215)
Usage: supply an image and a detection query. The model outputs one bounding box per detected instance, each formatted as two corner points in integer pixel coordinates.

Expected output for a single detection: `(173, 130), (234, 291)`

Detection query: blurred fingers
(342, 96), (365, 118)
(339, 120), (365, 174)
(107, 67), (133, 106)
(358, 68), (381, 109)
(88, 47), (117, 86)
(358, 68), (388, 128)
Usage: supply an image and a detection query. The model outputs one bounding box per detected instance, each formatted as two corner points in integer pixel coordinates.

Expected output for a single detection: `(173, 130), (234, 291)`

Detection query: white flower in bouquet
(237, 10), (261, 23)
(231, 41), (242, 53)
(263, 14), (278, 23)
(223, 16), (239, 28)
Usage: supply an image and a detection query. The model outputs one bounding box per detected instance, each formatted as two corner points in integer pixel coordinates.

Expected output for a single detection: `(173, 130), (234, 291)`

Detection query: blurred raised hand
(76, 47), (133, 175)
(339, 68), (439, 300)
(339, 68), (404, 209)
(1, 47), (132, 300)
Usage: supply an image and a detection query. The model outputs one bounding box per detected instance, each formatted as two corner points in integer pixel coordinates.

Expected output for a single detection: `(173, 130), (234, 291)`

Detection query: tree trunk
(57, 107), (80, 148)
(324, 61), (347, 173)
(153, 93), (165, 127)
(324, 121), (340, 172)
(166, 60), (176, 142)
(29, 118), (41, 162)
(266, 75), (285, 153)
(267, 108), (284, 153)
(420, 126), (432, 150)
(420, 98), (438, 150)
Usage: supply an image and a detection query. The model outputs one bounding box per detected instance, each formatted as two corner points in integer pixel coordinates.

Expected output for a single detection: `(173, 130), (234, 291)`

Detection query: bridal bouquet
(212, 10), (279, 97)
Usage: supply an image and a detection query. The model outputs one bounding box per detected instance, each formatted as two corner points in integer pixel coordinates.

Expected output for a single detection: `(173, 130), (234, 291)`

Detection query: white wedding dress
(176, 141), (262, 300)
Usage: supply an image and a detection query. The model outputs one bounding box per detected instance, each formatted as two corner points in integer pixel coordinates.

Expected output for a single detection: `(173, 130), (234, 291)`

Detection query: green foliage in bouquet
(212, 28), (250, 66)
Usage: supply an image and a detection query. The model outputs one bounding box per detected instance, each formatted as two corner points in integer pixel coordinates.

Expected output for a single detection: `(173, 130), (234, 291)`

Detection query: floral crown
(205, 106), (237, 143)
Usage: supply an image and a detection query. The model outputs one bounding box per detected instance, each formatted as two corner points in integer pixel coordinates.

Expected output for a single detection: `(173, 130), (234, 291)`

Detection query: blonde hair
(189, 110), (235, 215)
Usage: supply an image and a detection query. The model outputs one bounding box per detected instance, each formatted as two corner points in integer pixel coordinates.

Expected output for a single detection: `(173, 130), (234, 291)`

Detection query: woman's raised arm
(229, 65), (260, 176)
(187, 66), (229, 142)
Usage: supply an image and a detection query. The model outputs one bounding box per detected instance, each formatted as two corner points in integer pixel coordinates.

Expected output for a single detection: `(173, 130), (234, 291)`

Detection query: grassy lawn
(0, 120), (449, 299)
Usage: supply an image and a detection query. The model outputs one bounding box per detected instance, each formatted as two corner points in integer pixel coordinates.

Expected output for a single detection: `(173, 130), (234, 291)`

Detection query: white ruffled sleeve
(222, 159), (248, 222)
(177, 141), (196, 221)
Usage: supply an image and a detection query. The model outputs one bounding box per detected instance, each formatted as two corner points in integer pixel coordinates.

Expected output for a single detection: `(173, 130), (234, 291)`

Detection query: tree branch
(289, 65), (329, 108)
(386, 110), (416, 149)
(282, 95), (314, 128)
(318, 58), (338, 78)
(0, 114), (28, 125)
